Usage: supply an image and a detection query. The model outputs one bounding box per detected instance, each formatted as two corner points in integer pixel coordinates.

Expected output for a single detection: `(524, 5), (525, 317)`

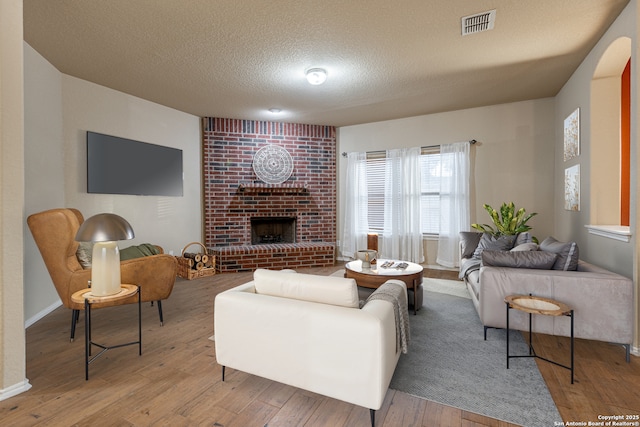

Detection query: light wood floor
(2, 264), (639, 426)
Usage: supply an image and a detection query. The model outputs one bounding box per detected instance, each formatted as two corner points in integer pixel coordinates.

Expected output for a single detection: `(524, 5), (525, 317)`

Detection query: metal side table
(71, 284), (141, 380)
(505, 294), (574, 384)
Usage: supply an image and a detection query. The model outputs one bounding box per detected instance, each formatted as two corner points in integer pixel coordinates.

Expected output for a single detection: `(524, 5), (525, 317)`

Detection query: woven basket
(176, 242), (216, 280)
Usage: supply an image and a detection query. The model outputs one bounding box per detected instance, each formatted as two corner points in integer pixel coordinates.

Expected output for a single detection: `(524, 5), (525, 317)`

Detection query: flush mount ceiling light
(305, 68), (327, 85)
(268, 108), (282, 113)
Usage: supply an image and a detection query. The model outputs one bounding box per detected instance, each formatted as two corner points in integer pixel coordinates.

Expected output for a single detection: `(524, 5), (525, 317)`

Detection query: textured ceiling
(23, 0), (630, 127)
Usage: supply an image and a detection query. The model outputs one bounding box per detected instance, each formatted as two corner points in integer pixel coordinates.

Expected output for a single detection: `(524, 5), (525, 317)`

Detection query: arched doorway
(590, 37), (631, 227)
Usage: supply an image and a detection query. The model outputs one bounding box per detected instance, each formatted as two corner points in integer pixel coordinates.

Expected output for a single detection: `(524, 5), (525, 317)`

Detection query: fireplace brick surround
(202, 118), (336, 272)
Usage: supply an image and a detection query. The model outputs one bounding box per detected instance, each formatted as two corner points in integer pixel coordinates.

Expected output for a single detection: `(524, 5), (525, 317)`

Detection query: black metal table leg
(75, 285), (142, 381)
(505, 295), (575, 384)
(84, 299), (90, 380)
(138, 286), (142, 355)
(570, 309), (574, 384)
(506, 301), (510, 369)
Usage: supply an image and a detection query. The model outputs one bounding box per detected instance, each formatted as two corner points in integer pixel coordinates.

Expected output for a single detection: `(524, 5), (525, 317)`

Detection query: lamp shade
(75, 213), (134, 297)
(75, 213), (135, 242)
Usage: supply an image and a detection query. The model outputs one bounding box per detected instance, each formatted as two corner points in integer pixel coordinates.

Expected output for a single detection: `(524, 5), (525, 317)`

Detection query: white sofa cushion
(253, 268), (360, 308)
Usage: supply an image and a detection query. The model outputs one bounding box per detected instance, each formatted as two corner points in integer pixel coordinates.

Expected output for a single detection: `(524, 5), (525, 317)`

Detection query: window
(420, 146), (441, 235)
(364, 146), (442, 235)
(365, 153), (385, 232)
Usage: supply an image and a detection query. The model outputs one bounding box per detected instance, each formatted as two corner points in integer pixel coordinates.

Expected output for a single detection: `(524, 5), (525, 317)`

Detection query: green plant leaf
(470, 223), (496, 235)
(472, 202), (537, 237)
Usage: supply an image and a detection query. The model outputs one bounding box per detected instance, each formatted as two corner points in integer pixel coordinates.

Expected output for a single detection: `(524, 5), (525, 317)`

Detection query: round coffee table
(344, 259), (423, 314)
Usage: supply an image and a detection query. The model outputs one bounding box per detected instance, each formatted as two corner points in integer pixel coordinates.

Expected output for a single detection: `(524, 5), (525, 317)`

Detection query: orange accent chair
(27, 208), (178, 341)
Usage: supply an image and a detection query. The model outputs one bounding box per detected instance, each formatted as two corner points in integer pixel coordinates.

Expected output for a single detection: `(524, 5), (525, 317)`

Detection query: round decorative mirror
(252, 145), (294, 184)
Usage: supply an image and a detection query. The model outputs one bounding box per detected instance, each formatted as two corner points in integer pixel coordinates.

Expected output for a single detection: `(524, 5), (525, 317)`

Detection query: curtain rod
(341, 139), (477, 157)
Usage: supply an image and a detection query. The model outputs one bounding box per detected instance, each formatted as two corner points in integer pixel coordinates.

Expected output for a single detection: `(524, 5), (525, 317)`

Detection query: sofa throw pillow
(514, 232), (533, 246)
(511, 242), (539, 252)
(76, 241), (94, 269)
(481, 250), (558, 269)
(539, 236), (579, 271)
(459, 232), (483, 259)
(472, 234), (517, 259)
(254, 268), (360, 308)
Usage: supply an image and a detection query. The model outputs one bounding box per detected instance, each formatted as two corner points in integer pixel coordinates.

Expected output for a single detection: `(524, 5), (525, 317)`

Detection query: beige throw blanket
(365, 281), (410, 354)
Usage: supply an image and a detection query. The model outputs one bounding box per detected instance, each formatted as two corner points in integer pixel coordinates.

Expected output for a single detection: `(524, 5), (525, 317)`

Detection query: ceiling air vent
(461, 9), (496, 36)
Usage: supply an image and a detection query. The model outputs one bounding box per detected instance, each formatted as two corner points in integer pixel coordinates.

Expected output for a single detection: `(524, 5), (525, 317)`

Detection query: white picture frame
(564, 108), (580, 161)
(564, 164), (580, 211)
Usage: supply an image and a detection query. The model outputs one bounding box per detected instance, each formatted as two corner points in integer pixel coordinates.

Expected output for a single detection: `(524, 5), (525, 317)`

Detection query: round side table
(505, 294), (574, 384)
(71, 284), (141, 380)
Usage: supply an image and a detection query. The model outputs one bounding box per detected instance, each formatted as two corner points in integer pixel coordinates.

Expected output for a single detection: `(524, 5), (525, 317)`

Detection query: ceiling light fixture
(305, 68), (327, 85)
(268, 108), (282, 113)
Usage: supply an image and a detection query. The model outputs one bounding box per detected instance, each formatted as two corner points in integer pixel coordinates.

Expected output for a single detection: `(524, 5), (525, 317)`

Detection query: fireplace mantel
(237, 183), (308, 194)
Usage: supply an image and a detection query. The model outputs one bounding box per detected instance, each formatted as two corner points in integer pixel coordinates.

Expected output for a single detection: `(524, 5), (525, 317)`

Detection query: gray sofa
(459, 232), (634, 361)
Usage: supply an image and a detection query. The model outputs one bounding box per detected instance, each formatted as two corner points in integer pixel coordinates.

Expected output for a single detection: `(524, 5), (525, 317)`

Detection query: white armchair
(214, 269), (406, 426)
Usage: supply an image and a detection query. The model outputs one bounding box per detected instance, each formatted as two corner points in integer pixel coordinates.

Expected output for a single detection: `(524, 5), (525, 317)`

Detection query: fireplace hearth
(251, 217), (297, 245)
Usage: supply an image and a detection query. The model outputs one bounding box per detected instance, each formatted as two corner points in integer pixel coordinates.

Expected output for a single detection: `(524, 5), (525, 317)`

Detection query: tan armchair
(27, 208), (178, 341)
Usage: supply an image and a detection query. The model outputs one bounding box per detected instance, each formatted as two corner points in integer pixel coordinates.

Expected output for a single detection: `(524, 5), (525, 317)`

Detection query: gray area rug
(424, 277), (471, 299)
(389, 278), (563, 427)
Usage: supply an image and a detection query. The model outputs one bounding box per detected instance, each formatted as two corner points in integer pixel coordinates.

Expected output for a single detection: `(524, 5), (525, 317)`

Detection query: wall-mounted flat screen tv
(87, 131), (183, 196)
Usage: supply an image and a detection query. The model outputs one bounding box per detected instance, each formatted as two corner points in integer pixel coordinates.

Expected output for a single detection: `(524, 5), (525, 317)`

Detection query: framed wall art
(252, 144), (294, 184)
(564, 108), (580, 161)
(564, 164), (580, 211)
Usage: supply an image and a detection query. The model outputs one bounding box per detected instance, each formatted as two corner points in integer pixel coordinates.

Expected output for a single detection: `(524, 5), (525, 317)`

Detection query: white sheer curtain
(381, 147), (424, 263)
(341, 152), (368, 259)
(436, 141), (470, 267)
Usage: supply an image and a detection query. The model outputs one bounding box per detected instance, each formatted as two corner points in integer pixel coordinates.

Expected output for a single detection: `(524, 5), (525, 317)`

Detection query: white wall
(23, 43), (65, 325)
(61, 74), (202, 256)
(337, 98), (556, 262)
(553, 1), (637, 351)
(23, 43), (203, 325)
(1, 0), (30, 401)
(590, 76), (623, 225)
(554, 2), (635, 279)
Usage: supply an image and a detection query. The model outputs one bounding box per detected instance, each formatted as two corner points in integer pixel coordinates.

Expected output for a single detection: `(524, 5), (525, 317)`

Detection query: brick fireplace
(251, 217), (296, 244)
(202, 118), (336, 272)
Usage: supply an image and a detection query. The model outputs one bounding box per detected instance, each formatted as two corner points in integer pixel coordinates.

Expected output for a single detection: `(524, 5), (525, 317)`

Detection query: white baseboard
(631, 345), (640, 358)
(422, 264), (458, 271)
(25, 300), (62, 328)
(0, 379), (32, 401)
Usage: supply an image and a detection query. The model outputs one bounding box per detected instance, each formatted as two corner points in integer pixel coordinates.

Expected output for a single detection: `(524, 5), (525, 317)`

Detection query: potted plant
(471, 202), (537, 242)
